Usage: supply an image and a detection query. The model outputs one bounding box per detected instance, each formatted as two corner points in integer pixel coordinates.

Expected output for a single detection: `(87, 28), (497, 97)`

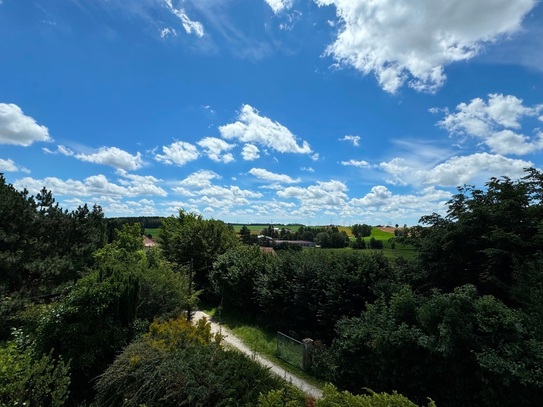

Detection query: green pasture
(144, 228), (160, 238)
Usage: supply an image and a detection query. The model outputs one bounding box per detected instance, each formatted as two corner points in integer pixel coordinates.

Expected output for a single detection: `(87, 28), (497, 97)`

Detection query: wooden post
(302, 338), (314, 371)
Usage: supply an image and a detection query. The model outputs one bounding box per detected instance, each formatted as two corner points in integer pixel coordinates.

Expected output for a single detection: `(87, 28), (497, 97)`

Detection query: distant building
(273, 240), (316, 248)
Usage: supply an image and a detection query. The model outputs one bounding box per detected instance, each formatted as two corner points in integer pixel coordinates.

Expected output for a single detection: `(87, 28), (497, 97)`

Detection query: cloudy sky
(1, 0), (543, 225)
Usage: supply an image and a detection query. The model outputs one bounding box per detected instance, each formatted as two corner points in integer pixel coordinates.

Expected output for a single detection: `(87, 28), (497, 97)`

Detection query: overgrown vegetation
(4, 169), (542, 406)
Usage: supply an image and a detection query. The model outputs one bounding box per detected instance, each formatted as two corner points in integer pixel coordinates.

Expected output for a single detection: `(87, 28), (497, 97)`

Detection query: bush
(0, 341), (70, 407)
(95, 315), (282, 407)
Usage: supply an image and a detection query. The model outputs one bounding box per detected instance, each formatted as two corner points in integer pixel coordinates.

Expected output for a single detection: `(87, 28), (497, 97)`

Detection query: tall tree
(412, 169), (543, 303)
(159, 210), (239, 294)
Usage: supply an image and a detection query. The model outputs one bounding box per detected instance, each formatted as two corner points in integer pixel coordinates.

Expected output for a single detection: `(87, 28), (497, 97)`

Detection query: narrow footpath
(193, 311), (323, 399)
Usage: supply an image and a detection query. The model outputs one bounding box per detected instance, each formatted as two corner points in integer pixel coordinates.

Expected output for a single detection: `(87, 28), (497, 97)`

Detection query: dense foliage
(95, 315), (284, 407)
(210, 169), (543, 406)
(0, 176), (106, 338)
(3, 169), (543, 406)
(258, 384), (436, 407)
(0, 340), (70, 407)
(212, 247), (409, 341)
(159, 210), (239, 296)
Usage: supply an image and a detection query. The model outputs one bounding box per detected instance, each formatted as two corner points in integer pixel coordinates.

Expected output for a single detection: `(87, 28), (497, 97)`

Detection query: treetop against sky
(1, 0), (542, 225)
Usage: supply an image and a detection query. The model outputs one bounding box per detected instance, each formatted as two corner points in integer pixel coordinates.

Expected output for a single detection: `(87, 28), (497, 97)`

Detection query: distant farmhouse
(257, 235), (316, 248)
(273, 240), (316, 248)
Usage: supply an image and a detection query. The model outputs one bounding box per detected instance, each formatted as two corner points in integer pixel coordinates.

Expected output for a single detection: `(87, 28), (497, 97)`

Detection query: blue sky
(1, 0), (543, 226)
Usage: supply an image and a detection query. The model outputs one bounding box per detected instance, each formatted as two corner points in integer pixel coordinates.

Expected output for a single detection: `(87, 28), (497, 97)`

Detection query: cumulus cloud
(219, 104), (312, 154)
(437, 94), (543, 155)
(340, 135), (360, 146)
(73, 146), (144, 170)
(197, 137), (235, 163)
(178, 170), (220, 188)
(192, 185), (262, 208)
(14, 172), (167, 199)
(249, 168), (300, 184)
(49, 145), (144, 170)
(0, 103), (51, 146)
(316, 0), (536, 93)
(155, 141), (200, 166)
(351, 185), (392, 207)
(277, 180), (348, 209)
(164, 0), (204, 37)
(242, 144), (260, 160)
(380, 152), (533, 187)
(350, 185), (452, 222)
(341, 159), (369, 167)
(173, 169), (262, 209)
(0, 158), (30, 173)
(265, 0), (293, 14)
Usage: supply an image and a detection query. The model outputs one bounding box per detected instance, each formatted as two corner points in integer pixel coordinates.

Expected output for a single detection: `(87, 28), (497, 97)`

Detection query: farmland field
(144, 228), (160, 238)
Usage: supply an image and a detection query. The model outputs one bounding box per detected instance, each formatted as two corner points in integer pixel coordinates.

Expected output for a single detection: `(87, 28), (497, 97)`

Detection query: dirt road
(193, 311), (323, 399)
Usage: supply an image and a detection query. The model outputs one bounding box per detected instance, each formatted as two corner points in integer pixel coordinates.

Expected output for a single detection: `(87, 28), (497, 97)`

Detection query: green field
(144, 228), (160, 238)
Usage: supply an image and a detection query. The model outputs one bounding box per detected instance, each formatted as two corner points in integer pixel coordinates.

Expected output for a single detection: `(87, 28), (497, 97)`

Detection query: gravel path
(193, 311), (323, 399)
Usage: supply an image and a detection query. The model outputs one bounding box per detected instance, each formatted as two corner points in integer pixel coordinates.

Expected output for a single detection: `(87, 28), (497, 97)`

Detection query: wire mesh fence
(276, 332), (304, 370)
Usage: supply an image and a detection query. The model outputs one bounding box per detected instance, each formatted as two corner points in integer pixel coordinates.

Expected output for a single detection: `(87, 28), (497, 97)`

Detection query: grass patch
(144, 228), (160, 238)
(198, 302), (325, 390)
(370, 228), (394, 240)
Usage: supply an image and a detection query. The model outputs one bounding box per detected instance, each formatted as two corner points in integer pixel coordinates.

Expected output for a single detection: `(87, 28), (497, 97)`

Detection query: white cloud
(301, 166), (314, 173)
(0, 103), (51, 146)
(155, 141), (200, 166)
(192, 185), (262, 208)
(437, 94), (543, 155)
(341, 159), (369, 167)
(340, 135), (360, 146)
(197, 137), (236, 163)
(380, 153), (533, 187)
(44, 145), (69, 155)
(219, 104), (312, 154)
(0, 158), (30, 173)
(160, 27), (177, 38)
(351, 185), (392, 207)
(277, 180), (349, 210)
(316, 0), (536, 93)
(178, 170), (220, 188)
(173, 169), (262, 209)
(242, 144), (260, 160)
(350, 186), (452, 223)
(249, 168), (300, 184)
(265, 0), (293, 14)
(73, 146), (144, 171)
(14, 172), (167, 198)
(163, 0), (204, 37)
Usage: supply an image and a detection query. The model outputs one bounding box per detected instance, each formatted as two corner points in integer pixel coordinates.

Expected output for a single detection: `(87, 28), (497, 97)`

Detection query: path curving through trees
(193, 311), (323, 399)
